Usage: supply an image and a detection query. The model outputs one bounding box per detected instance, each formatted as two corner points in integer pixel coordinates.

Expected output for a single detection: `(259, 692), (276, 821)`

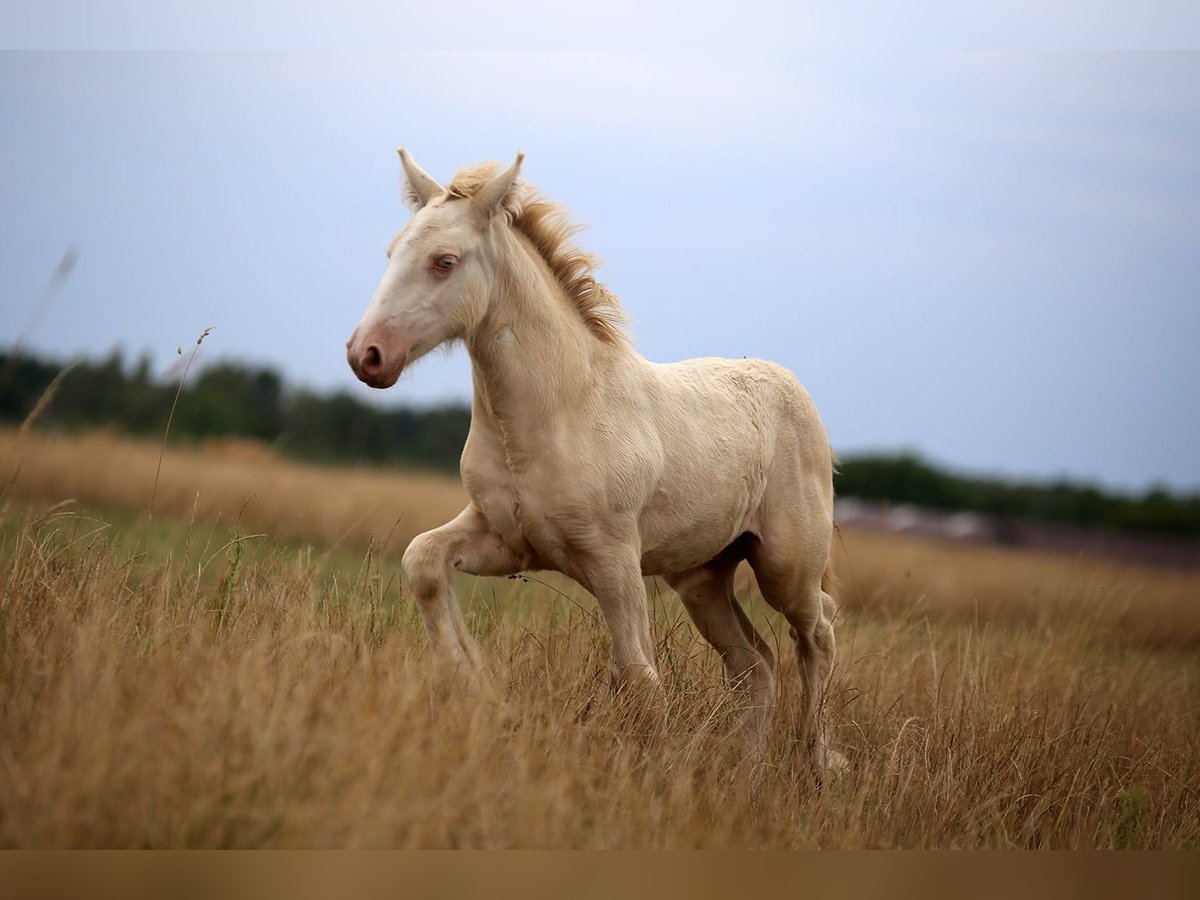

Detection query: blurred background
(2, 49), (1199, 556)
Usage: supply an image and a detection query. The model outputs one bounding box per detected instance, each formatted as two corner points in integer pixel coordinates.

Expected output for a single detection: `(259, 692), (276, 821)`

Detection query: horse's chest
(466, 467), (587, 571)
(465, 477), (527, 551)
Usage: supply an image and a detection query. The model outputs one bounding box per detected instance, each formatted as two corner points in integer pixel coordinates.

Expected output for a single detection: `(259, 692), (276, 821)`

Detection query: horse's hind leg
(666, 553), (775, 764)
(747, 525), (841, 780)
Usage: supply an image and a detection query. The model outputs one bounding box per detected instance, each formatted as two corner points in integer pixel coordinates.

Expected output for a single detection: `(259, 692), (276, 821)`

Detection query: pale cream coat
(347, 151), (840, 773)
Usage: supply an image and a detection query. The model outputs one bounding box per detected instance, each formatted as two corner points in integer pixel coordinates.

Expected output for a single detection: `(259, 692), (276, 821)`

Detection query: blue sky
(1, 49), (1198, 491)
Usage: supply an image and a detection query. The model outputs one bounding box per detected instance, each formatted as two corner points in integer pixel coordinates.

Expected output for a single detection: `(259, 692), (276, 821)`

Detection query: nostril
(362, 345), (383, 373)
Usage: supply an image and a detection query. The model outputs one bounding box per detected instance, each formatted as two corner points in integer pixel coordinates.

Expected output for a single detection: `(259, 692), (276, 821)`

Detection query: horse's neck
(466, 240), (625, 466)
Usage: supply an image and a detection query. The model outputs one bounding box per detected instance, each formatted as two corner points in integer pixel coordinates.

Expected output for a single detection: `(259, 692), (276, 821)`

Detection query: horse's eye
(435, 255), (457, 272)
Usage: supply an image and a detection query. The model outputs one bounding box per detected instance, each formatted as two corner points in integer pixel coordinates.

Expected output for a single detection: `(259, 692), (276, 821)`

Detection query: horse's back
(648, 355), (827, 460)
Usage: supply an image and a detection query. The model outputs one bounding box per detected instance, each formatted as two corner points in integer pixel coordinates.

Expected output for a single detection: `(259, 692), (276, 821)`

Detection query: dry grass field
(1, 427), (1198, 848)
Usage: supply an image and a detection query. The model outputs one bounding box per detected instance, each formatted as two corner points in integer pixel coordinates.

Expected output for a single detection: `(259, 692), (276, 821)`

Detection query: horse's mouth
(359, 358), (405, 389)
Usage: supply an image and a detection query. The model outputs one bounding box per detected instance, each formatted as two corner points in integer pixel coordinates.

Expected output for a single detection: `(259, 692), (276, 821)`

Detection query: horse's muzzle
(347, 329), (407, 389)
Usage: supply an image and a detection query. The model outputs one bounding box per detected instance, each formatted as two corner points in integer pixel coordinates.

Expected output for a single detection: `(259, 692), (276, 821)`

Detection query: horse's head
(347, 149), (524, 389)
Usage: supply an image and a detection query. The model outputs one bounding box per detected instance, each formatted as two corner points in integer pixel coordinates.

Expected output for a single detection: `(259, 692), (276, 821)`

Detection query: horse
(347, 150), (842, 776)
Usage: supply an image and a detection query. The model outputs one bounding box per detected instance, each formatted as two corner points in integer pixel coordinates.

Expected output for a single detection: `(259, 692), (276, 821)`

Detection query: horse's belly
(639, 534), (740, 576)
(637, 490), (760, 575)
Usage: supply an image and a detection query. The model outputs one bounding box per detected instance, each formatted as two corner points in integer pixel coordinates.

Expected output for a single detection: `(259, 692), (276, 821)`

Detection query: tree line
(3, 348), (1198, 538)
(836, 453), (1200, 538)
(0, 349), (470, 473)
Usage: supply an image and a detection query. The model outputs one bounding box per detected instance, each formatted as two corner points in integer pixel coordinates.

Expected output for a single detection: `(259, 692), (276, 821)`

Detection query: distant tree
(0, 354), (59, 422)
(179, 362), (284, 440)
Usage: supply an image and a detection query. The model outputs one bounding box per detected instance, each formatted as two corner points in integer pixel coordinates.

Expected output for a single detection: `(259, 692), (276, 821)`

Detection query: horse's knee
(791, 608), (835, 664)
(402, 531), (449, 600)
(787, 611), (818, 649)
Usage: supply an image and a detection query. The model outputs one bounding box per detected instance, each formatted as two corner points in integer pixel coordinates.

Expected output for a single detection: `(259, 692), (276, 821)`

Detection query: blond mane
(447, 163), (627, 344)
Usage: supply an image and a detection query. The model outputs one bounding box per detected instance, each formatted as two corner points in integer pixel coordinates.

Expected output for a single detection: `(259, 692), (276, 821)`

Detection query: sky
(1, 44), (1198, 492)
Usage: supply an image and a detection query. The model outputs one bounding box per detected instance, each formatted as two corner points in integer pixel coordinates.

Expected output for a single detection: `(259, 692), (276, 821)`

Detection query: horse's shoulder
(651, 355), (803, 398)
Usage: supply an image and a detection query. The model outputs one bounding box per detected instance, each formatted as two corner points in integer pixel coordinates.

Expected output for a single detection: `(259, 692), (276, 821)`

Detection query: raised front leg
(401, 504), (522, 669)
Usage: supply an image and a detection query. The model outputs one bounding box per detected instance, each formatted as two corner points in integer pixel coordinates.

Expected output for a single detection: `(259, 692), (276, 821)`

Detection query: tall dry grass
(829, 529), (1200, 653)
(1, 429), (1198, 847)
(0, 427), (465, 552)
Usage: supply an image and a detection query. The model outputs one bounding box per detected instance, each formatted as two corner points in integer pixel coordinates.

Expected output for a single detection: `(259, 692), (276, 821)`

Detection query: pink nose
(358, 344), (384, 379)
(347, 330), (404, 389)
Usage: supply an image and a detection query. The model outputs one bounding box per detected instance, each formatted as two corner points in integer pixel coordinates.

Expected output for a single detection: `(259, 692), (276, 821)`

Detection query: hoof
(813, 747), (849, 785)
(826, 748), (850, 777)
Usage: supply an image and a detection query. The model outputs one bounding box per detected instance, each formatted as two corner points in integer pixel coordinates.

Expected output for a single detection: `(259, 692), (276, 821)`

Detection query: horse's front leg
(401, 504), (521, 669)
(570, 540), (660, 689)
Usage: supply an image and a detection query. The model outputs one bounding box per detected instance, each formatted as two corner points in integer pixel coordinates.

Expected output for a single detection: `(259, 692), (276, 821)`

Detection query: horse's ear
(398, 147), (443, 211)
(473, 152), (525, 220)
